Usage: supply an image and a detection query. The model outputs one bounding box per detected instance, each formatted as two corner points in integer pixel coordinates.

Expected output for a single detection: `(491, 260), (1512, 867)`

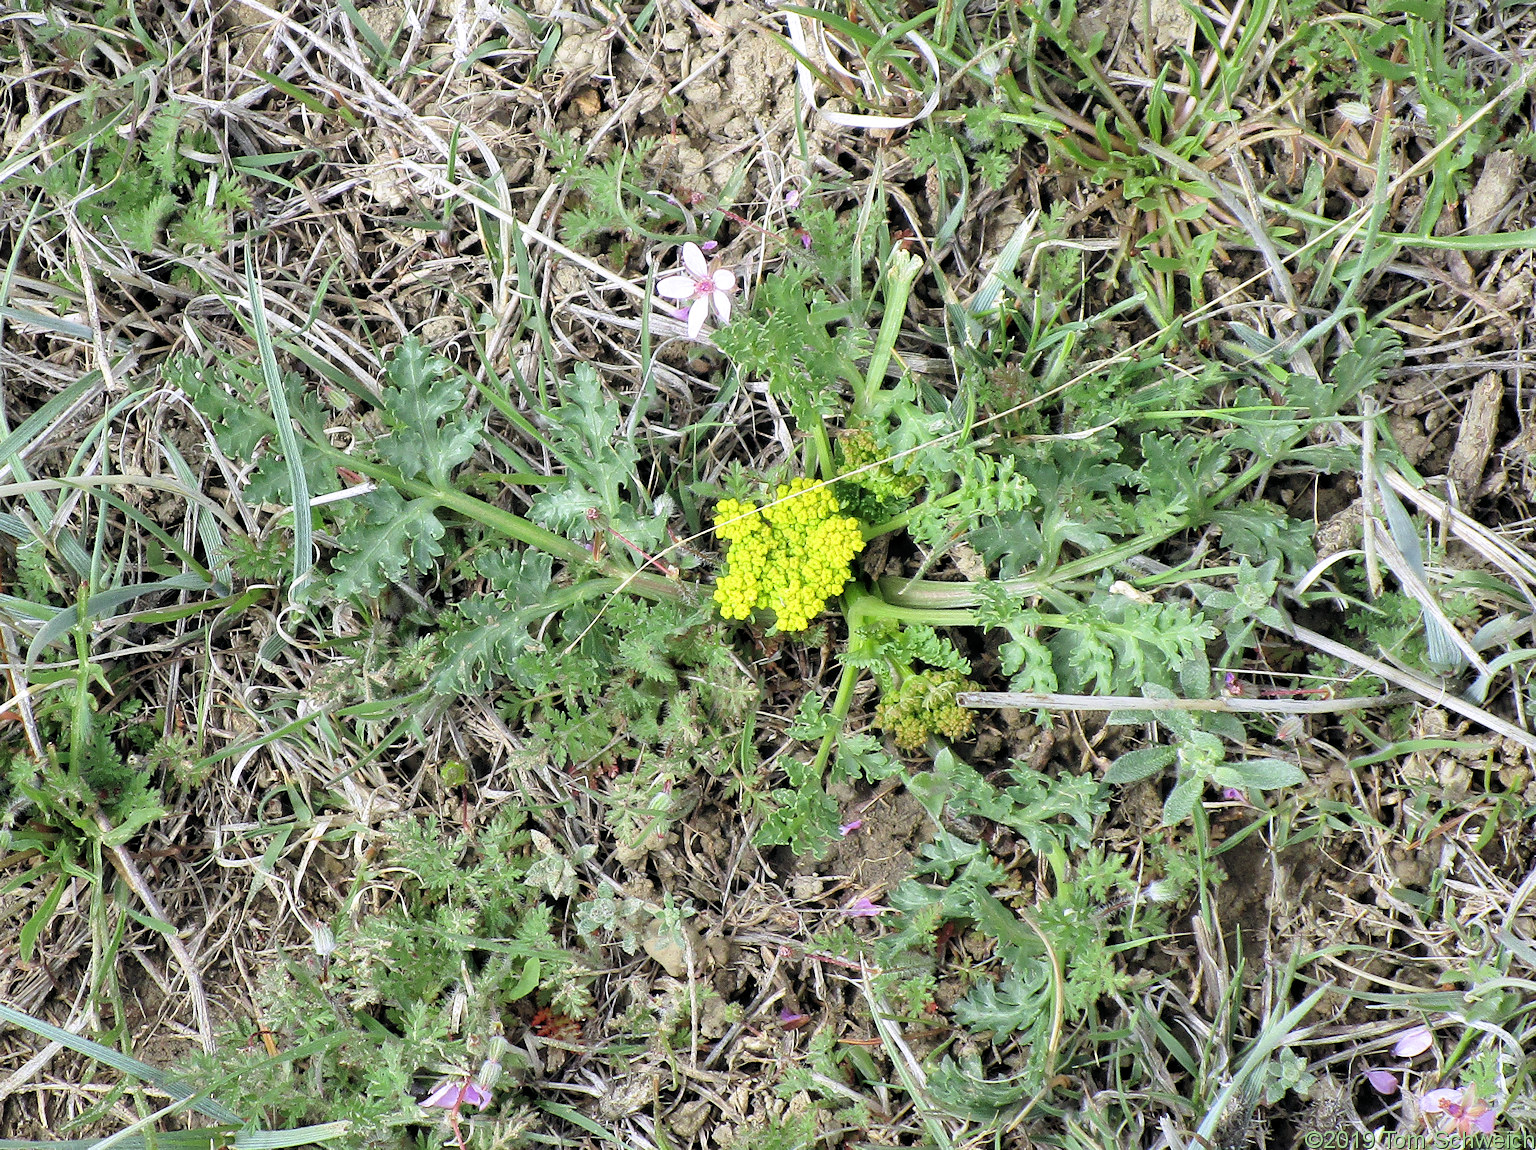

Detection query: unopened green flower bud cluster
(875, 668), (979, 751)
(713, 478), (864, 633)
(839, 429), (921, 501)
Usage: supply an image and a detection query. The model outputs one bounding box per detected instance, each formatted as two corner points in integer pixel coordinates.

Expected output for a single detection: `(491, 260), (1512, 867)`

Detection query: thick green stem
(810, 654), (863, 778)
(809, 422), (835, 482)
(854, 250), (924, 419)
(850, 584), (979, 630)
(808, 579), (931, 775)
(806, 580), (985, 772)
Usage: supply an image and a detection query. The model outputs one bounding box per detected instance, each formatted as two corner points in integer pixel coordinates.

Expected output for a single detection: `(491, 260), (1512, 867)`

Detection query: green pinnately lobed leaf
(373, 337), (485, 487)
(170, 356), (340, 507)
(330, 488), (448, 600)
(528, 362), (655, 546)
(431, 549), (556, 693)
(880, 764), (1137, 1097)
(172, 338), (621, 605)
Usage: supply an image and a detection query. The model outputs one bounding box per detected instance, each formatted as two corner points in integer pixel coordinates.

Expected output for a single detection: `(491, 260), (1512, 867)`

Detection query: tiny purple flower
(778, 1007), (810, 1029)
(785, 188), (801, 209)
(656, 241), (736, 339)
(1393, 1024), (1433, 1058)
(1222, 787), (1247, 803)
(843, 897), (888, 918)
(839, 819), (863, 836)
(423, 1078), (492, 1110)
(1366, 1070), (1399, 1095)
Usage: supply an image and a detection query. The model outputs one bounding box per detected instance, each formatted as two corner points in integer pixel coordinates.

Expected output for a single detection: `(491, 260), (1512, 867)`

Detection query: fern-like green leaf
(375, 337), (484, 487)
(148, 101), (190, 186)
(118, 191), (178, 253)
(170, 201), (229, 249)
(432, 550), (556, 693)
(330, 489), (447, 599)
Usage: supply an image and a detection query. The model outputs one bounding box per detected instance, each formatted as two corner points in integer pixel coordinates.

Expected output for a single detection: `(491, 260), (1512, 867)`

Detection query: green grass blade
(26, 574), (213, 666)
(0, 1122), (350, 1150)
(0, 306), (96, 340)
(243, 254), (315, 602)
(534, 1101), (627, 1146)
(0, 1002), (243, 1124)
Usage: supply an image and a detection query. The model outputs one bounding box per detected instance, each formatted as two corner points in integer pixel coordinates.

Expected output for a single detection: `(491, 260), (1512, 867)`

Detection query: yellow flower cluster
(713, 478), (865, 633)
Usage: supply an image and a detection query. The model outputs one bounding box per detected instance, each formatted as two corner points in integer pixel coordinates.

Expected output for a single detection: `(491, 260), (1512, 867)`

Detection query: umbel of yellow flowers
(713, 478), (864, 633)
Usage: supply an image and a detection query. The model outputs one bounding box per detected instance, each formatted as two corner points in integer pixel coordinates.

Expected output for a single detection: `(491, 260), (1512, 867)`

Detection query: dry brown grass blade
(95, 810), (216, 1054)
(1286, 623), (1536, 753)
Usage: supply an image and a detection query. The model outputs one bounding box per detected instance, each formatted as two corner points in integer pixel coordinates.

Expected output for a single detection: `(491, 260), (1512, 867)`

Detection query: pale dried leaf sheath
(1448, 372), (1503, 499)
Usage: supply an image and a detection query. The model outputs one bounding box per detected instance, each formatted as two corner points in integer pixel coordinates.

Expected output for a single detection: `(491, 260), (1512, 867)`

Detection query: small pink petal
(681, 241), (708, 278)
(712, 290), (732, 324)
(778, 1007), (809, 1028)
(656, 274), (696, 300)
(1222, 787), (1246, 802)
(1366, 1070), (1399, 1094)
(785, 189), (801, 209)
(686, 296), (709, 339)
(844, 897), (887, 918)
(1393, 1024), (1434, 1057)
(1472, 1107), (1496, 1135)
(712, 268), (735, 292)
(799, 231), (812, 250)
(700, 240), (719, 252)
(839, 820), (862, 836)
(423, 1079), (490, 1109)
(1420, 1087), (1462, 1115)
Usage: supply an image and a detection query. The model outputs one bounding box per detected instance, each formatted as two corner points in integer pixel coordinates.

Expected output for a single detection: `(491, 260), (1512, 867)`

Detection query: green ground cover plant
(3, 0), (1536, 1144)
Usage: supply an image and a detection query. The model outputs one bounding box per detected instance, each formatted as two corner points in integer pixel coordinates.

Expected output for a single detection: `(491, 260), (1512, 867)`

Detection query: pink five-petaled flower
(843, 897), (888, 918)
(1420, 1086), (1497, 1136)
(423, 1078), (492, 1110)
(1393, 1024), (1434, 1058)
(656, 241), (735, 339)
